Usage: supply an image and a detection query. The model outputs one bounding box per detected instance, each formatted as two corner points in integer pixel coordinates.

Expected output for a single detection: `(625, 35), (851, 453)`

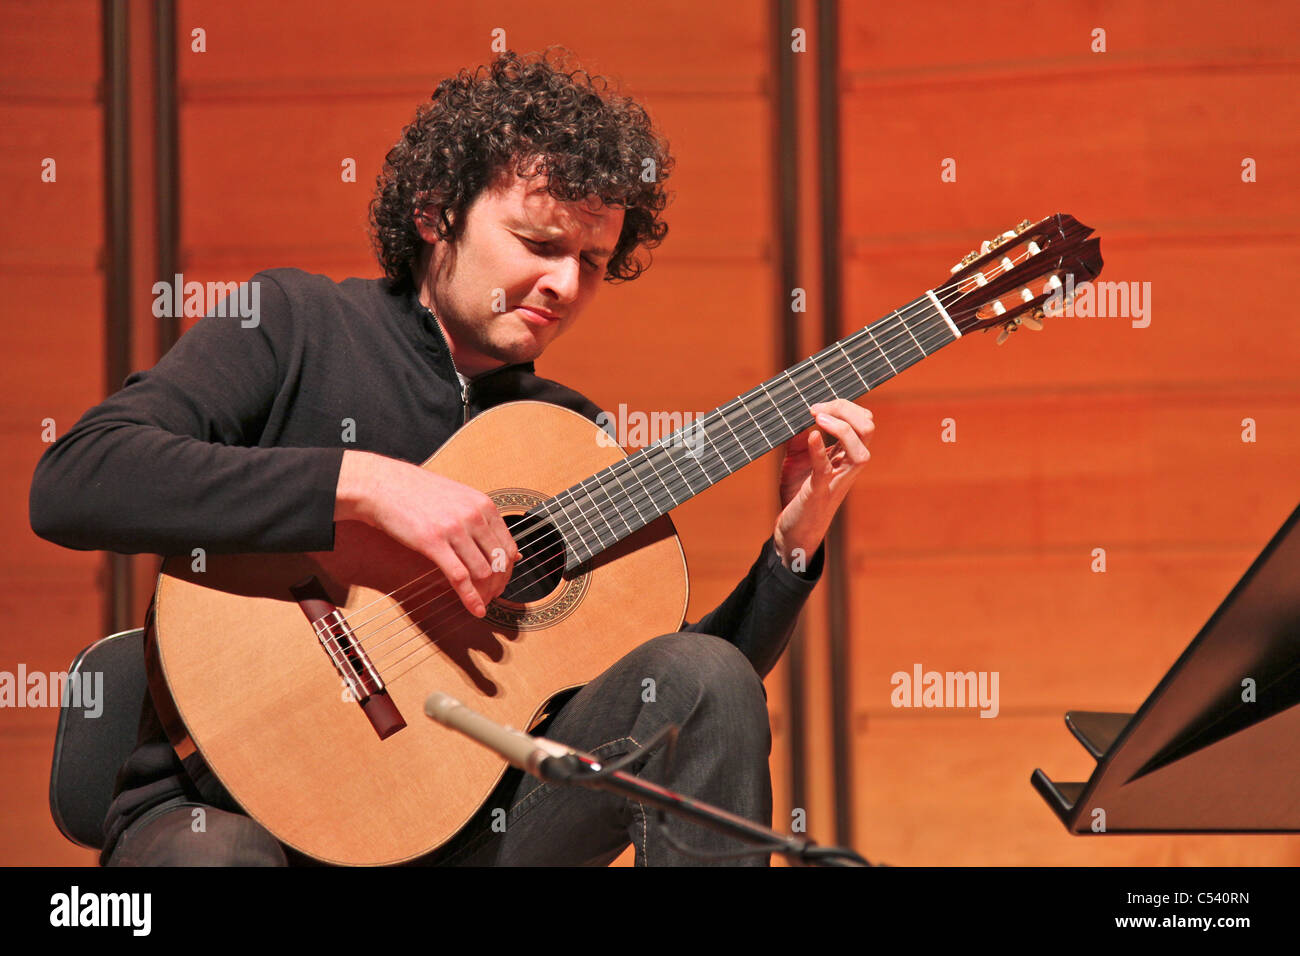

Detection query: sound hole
(500, 513), (565, 602)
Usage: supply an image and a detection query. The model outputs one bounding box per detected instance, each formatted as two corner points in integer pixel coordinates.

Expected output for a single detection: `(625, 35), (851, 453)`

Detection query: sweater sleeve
(682, 534), (825, 679)
(29, 271), (345, 557)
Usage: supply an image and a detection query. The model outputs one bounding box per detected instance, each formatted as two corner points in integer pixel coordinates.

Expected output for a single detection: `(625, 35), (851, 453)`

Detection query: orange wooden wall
(1, 0), (1296, 866)
(2, 0), (106, 866)
(836, 1), (1300, 864)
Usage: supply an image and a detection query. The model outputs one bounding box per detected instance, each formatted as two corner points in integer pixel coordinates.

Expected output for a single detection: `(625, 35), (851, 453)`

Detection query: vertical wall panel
(0, 0), (104, 865)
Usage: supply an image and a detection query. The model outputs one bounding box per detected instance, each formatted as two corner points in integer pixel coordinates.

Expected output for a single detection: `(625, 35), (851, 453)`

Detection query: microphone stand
(534, 749), (868, 867)
(425, 691), (870, 866)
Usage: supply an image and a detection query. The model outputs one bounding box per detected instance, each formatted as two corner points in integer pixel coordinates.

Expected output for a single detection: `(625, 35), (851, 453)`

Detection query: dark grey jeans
(105, 632), (774, 867)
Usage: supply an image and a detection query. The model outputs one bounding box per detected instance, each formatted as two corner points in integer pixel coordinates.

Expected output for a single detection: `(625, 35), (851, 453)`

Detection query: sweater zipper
(421, 299), (529, 426)
(427, 313), (468, 426)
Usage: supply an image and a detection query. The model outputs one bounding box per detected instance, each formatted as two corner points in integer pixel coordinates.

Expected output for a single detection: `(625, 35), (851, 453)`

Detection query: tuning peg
(950, 249), (980, 274)
(995, 309), (1046, 344)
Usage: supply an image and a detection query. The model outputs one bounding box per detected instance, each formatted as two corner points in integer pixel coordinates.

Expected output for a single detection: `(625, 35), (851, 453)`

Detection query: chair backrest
(48, 627), (148, 850)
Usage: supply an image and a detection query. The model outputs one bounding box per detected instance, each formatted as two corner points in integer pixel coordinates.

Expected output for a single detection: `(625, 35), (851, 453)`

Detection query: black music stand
(1032, 501), (1300, 833)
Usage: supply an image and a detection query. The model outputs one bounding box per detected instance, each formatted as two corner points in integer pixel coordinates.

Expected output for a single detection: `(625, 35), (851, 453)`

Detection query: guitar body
(147, 401), (689, 865)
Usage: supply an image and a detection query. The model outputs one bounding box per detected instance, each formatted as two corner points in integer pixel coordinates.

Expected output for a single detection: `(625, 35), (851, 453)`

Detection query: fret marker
(925, 289), (962, 338)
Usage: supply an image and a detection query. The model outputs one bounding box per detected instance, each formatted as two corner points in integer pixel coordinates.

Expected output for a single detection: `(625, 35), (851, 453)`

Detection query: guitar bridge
(290, 577), (406, 740)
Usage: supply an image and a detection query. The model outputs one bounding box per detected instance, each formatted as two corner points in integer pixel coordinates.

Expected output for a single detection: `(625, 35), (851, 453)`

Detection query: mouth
(516, 306), (562, 326)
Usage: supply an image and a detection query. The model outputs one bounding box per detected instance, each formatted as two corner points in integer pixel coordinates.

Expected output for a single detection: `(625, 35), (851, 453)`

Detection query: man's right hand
(333, 450), (520, 618)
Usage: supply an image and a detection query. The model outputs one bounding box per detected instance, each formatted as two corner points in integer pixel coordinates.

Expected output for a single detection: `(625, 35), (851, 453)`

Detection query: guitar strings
(487, 226), (1091, 606)
(342, 236), (1064, 680)
(372, 312), (962, 685)
(319, 233), (1083, 686)
(333, 243), (1024, 647)
(356, 288), (954, 664)
(363, 345), (944, 683)
(342, 271), (970, 646)
(332, 240), (1058, 685)
(355, 236), (1065, 635)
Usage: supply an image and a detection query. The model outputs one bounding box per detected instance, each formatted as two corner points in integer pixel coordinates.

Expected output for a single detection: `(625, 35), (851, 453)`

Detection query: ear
(414, 204), (441, 243)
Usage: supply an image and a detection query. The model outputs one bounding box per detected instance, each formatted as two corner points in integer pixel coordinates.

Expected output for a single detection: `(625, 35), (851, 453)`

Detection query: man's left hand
(773, 399), (875, 570)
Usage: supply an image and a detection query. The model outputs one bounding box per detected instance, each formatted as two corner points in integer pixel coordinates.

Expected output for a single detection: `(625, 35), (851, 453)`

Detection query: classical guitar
(146, 214), (1103, 864)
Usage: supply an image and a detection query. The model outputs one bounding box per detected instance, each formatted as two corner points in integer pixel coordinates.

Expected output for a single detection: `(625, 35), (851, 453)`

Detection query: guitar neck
(538, 289), (962, 572)
(535, 287), (956, 572)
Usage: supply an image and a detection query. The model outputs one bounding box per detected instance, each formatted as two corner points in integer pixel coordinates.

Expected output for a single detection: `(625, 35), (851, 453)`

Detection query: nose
(537, 255), (581, 305)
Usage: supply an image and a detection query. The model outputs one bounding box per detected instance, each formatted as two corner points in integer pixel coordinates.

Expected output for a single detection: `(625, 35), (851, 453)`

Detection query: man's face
(416, 166), (626, 378)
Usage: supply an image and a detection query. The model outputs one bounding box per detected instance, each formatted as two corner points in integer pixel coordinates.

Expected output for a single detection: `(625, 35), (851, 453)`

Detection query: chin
(512, 326), (557, 356)
(492, 339), (545, 366)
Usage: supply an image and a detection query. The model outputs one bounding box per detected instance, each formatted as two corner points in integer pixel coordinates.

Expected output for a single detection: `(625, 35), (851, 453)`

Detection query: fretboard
(534, 291), (961, 572)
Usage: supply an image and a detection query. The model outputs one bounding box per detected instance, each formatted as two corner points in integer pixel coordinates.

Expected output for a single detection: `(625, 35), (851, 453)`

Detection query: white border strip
(926, 289), (961, 338)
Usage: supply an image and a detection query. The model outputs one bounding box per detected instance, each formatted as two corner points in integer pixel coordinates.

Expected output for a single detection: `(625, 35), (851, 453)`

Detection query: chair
(48, 627), (148, 851)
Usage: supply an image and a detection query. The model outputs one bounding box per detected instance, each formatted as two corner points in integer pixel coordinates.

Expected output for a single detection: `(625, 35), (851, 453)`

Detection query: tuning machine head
(995, 308), (1046, 345)
(951, 219), (1036, 274)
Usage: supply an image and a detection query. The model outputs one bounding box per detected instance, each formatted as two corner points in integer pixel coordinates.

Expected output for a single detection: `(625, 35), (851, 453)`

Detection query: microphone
(424, 691), (590, 781)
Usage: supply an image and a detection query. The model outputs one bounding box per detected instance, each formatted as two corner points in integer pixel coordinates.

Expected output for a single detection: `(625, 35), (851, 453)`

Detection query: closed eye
(519, 235), (602, 272)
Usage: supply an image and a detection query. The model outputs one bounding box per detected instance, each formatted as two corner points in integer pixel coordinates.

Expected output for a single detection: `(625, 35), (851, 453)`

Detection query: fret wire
(902, 305), (946, 360)
(631, 437), (682, 515)
(574, 477), (622, 551)
(797, 354), (838, 411)
(880, 310), (923, 368)
(672, 419), (723, 488)
(714, 398), (754, 468)
(757, 380), (791, 441)
(814, 328), (876, 396)
(584, 457), (655, 548)
(864, 324), (896, 374)
(859, 333), (898, 387)
(622, 447), (672, 511)
(897, 309), (928, 355)
(564, 469), (627, 551)
(683, 418), (723, 484)
(583, 466), (636, 538)
(656, 436), (704, 503)
(737, 389), (773, 452)
(613, 453), (661, 523)
(781, 368), (812, 415)
(557, 485), (607, 561)
(544, 493), (592, 564)
(601, 464), (645, 529)
(806, 353), (840, 402)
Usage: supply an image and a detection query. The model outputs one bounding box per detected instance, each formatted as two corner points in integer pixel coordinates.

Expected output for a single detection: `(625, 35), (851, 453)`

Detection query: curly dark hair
(369, 48), (674, 293)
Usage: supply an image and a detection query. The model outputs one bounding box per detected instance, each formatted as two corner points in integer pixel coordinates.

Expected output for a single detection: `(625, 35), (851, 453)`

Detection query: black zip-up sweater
(29, 268), (824, 863)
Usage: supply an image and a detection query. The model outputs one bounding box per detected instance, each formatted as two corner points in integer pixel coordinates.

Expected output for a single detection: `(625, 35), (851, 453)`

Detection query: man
(30, 49), (874, 866)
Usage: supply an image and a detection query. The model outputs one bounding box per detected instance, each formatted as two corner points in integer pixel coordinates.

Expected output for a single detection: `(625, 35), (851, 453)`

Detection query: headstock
(935, 214), (1104, 344)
